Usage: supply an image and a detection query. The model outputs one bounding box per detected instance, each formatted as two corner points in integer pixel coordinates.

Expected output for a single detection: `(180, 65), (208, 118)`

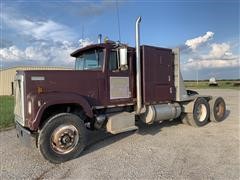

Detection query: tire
(187, 98), (210, 127)
(38, 113), (86, 163)
(209, 97), (226, 122)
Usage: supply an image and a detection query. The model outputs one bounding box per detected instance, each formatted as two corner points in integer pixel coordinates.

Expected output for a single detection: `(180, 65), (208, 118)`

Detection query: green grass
(184, 80), (240, 90)
(0, 96), (15, 129)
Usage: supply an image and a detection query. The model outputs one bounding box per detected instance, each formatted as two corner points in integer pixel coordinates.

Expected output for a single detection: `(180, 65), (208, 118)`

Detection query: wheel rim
(51, 125), (79, 154)
(196, 104), (207, 122)
(215, 101), (225, 118)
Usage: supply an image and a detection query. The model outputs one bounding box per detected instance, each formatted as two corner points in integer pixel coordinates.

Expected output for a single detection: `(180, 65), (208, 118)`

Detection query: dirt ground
(0, 89), (239, 180)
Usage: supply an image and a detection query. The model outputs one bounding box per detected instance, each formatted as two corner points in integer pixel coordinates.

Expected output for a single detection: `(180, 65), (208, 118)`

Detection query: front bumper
(15, 122), (37, 148)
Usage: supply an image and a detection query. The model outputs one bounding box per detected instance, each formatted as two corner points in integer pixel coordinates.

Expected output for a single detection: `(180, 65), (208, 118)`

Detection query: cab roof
(70, 42), (135, 57)
(70, 43), (112, 57)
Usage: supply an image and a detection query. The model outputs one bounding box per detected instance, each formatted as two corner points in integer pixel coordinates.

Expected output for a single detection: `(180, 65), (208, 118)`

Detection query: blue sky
(1, 0), (239, 80)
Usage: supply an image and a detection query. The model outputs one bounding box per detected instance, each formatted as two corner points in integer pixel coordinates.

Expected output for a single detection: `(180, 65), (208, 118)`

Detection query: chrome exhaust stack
(135, 16), (142, 114)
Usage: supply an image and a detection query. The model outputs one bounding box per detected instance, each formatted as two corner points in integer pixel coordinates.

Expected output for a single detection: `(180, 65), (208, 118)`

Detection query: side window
(84, 50), (103, 69)
(109, 50), (128, 71)
(109, 51), (118, 71)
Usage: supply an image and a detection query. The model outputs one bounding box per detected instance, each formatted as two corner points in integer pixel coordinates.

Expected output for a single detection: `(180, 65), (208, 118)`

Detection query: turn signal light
(37, 86), (44, 94)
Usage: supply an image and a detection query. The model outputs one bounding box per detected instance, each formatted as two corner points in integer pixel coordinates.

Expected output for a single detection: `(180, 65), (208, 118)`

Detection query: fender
(182, 95), (212, 113)
(29, 92), (93, 130)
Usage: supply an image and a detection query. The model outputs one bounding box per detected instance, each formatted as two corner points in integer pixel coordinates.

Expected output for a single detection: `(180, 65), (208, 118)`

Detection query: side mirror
(119, 47), (127, 66)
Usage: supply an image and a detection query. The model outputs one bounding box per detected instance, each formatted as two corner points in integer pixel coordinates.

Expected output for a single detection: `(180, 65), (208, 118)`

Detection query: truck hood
(22, 70), (106, 106)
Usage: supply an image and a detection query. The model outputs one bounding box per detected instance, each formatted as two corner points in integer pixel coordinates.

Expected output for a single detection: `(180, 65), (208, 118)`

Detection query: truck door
(107, 49), (133, 105)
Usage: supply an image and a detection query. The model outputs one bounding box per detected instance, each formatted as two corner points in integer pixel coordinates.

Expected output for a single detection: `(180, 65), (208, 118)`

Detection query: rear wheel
(38, 113), (86, 163)
(209, 97), (226, 122)
(188, 98), (210, 127)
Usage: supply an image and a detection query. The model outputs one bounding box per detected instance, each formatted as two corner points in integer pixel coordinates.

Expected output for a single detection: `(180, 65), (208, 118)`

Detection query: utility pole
(196, 67), (199, 85)
(196, 59), (200, 85)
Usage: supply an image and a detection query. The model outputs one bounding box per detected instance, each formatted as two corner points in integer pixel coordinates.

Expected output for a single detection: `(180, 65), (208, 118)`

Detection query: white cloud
(1, 13), (77, 42)
(183, 59), (239, 70)
(0, 46), (25, 61)
(183, 42), (239, 70)
(0, 12), (93, 67)
(185, 31), (214, 50)
(78, 39), (93, 48)
(209, 43), (230, 58)
(0, 39), (93, 66)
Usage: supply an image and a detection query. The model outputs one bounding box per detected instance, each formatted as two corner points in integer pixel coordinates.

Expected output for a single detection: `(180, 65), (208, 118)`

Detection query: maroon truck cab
(15, 43), (175, 131)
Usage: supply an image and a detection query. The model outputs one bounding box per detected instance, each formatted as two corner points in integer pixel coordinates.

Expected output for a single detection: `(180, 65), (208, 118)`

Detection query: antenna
(116, 0), (121, 42)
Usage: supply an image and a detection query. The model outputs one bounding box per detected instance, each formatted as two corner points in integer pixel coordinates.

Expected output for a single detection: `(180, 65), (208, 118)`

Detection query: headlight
(28, 100), (32, 115)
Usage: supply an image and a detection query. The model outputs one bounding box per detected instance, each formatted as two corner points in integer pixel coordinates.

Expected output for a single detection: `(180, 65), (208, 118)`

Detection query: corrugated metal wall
(0, 66), (72, 96)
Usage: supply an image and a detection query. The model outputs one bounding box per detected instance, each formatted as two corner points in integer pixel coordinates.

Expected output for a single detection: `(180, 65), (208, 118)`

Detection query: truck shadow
(82, 129), (134, 156)
(82, 118), (183, 156)
(82, 109), (230, 157)
(136, 118), (182, 135)
(225, 110), (230, 119)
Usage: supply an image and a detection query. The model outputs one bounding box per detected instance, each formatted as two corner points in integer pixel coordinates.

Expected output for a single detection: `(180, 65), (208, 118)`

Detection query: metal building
(0, 66), (72, 96)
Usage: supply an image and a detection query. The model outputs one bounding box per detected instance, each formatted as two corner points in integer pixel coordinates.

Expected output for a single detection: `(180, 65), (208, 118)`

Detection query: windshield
(75, 49), (104, 70)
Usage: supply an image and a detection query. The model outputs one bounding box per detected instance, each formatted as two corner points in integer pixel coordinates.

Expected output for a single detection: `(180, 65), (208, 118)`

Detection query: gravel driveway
(0, 89), (239, 179)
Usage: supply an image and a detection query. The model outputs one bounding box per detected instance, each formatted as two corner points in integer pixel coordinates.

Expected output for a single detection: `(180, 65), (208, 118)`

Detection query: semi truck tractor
(14, 17), (226, 163)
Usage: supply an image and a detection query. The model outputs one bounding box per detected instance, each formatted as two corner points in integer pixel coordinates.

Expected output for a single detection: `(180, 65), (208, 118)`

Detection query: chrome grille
(14, 75), (25, 126)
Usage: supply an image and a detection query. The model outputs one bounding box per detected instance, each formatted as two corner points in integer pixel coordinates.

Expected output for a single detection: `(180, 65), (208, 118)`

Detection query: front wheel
(38, 113), (86, 163)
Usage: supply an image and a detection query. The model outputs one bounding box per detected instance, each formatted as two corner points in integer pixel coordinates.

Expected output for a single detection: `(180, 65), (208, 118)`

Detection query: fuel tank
(141, 103), (181, 124)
